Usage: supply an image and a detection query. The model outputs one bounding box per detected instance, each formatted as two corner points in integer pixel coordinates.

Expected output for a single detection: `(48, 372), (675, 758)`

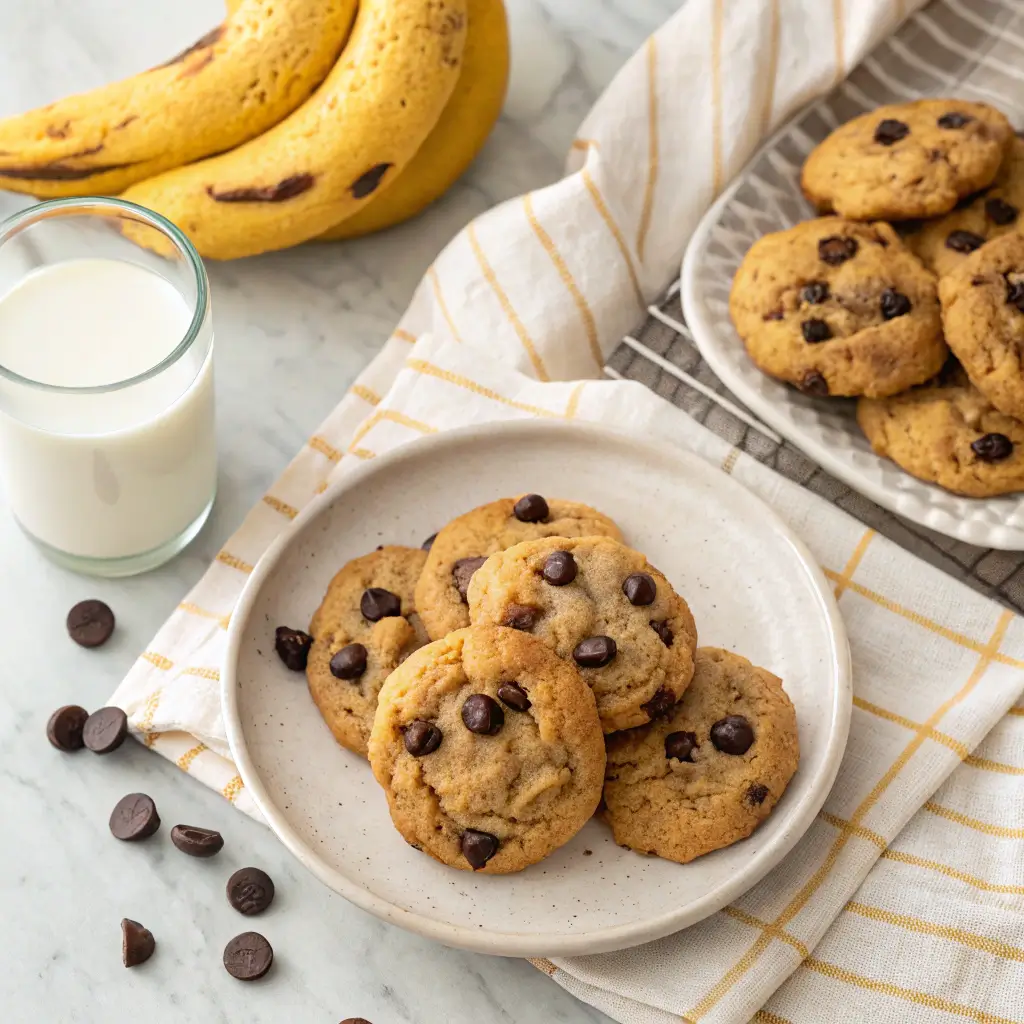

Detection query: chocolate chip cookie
(307, 546), (428, 758)
(467, 536), (697, 733)
(857, 363), (1024, 497)
(602, 647), (799, 864)
(801, 99), (1012, 220)
(729, 217), (946, 397)
(368, 625), (605, 874)
(414, 495), (622, 641)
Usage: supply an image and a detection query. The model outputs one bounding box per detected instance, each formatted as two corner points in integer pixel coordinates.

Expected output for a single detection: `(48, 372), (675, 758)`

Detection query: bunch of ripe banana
(0, 0), (508, 259)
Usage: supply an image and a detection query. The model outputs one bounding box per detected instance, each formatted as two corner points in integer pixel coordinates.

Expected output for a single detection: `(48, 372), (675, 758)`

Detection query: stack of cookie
(730, 98), (1024, 497)
(285, 494), (800, 874)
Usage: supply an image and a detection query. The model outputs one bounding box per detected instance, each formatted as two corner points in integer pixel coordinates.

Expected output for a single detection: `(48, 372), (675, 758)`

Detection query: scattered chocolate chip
(170, 824), (224, 858)
(421, 532), (437, 551)
(622, 572), (657, 605)
(818, 236), (858, 266)
(227, 867), (275, 916)
(801, 280), (830, 304)
(461, 694), (504, 735)
(83, 706), (128, 754)
(223, 931), (273, 981)
(747, 783), (770, 805)
(650, 619), (674, 647)
(121, 919), (155, 968)
(665, 731), (697, 762)
(330, 643), (368, 680)
(986, 197), (1019, 225)
(275, 626), (312, 671)
(350, 163), (392, 199)
(573, 635), (617, 668)
(642, 687), (676, 720)
(404, 720), (443, 756)
(542, 550), (577, 586)
(109, 793), (160, 841)
(208, 174), (314, 203)
(971, 433), (1013, 462)
(797, 370), (829, 396)
(762, 308), (784, 321)
(452, 556), (488, 600)
(461, 829), (499, 869)
(801, 318), (832, 343)
(502, 603), (540, 630)
(710, 715), (755, 755)
(1007, 279), (1024, 312)
(938, 111), (973, 129)
(874, 118), (910, 145)
(46, 704), (89, 751)
(946, 229), (985, 253)
(497, 682), (531, 711)
(513, 494), (549, 522)
(880, 288), (912, 320)
(66, 599), (115, 648)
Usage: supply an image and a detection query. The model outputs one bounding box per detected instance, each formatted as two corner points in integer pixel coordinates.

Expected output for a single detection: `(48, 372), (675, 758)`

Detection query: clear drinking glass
(0, 198), (216, 577)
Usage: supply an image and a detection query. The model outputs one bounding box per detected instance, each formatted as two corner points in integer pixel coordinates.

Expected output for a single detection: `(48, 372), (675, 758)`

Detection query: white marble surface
(0, 1), (676, 1020)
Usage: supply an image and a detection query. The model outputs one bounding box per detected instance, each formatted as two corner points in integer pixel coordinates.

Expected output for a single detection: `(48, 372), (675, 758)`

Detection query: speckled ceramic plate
(222, 420), (851, 957)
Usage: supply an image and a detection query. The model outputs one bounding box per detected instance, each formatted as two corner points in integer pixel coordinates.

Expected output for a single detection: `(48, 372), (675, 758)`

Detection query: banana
(123, 0), (468, 261)
(318, 0), (508, 240)
(0, 0), (358, 199)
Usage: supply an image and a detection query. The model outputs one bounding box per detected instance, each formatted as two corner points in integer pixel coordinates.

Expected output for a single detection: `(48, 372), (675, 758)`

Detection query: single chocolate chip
(798, 370), (829, 396)
(874, 118), (910, 145)
(513, 493), (548, 522)
(360, 587), (401, 622)
(622, 572), (657, 605)
(404, 720), (443, 756)
(573, 635), (617, 668)
(121, 919), (155, 968)
(762, 308), (784, 321)
(650, 619), (674, 647)
(275, 626), (312, 671)
(818, 236), (858, 266)
(82, 706), (128, 754)
(46, 704), (89, 751)
(747, 783), (770, 805)
(642, 687), (676, 720)
(801, 318), (832, 343)
(461, 829), (499, 869)
(1007, 279), (1024, 312)
(170, 824), (224, 858)
(502, 603), (540, 630)
(227, 867), (275, 916)
(497, 682), (531, 711)
(109, 793), (161, 841)
(461, 694), (504, 735)
(223, 931), (273, 981)
(971, 433), (1013, 462)
(452, 556), (488, 601)
(350, 163), (392, 199)
(880, 288), (912, 320)
(946, 229), (985, 253)
(801, 280), (830, 304)
(421, 532), (437, 551)
(938, 111), (973, 129)
(710, 715), (755, 755)
(66, 599), (115, 648)
(330, 643), (368, 680)
(986, 197), (1019, 225)
(542, 550), (577, 586)
(665, 731), (697, 762)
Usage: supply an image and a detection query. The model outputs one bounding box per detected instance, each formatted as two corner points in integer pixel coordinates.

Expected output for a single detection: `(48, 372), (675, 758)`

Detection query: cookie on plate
(857, 363), (1024, 497)
(307, 546), (428, 758)
(801, 99), (1012, 220)
(729, 217), (946, 398)
(414, 494), (622, 641)
(939, 232), (1024, 421)
(368, 625), (605, 874)
(468, 535), (697, 733)
(602, 647), (799, 865)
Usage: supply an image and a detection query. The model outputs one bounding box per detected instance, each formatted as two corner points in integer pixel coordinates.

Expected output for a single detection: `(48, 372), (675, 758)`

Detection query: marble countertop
(0, 1), (675, 1021)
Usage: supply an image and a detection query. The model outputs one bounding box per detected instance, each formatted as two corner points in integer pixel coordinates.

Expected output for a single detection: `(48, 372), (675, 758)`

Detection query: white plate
(222, 420), (851, 957)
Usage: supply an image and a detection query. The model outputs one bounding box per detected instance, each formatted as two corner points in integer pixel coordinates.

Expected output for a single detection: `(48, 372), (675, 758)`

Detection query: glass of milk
(0, 197), (216, 576)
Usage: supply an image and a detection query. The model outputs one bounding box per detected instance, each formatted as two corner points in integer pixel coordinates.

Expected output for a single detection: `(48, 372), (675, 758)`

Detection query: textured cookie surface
(415, 495), (622, 640)
(468, 535), (697, 733)
(801, 99), (1012, 220)
(857, 364), (1024, 497)
(602, 647), (799, 865)
(368, 625), (605, 874)
(729, 217), (946, 398)
(307, 546), (428, 758)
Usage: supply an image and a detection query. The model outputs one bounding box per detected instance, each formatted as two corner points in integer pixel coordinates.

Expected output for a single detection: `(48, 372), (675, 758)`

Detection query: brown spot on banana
(0, 143), (138, 181)
(350, 164), (392, 199)
(179, 50), (216, 79)
(206, 174), (315, 203)
(162, 26), (225, 67)
(46, 121), (71, 139)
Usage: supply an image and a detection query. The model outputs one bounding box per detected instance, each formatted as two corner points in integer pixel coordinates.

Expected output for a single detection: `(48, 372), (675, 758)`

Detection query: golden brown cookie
(729, 217), (946, 397)
(468, 535), (697, 733)
(602, 647), (799, 865)
(415, 494), (622, 641)
(307, 546), (428, 758)
(801, 99), (1012, 220)
(368, 625), (605, 874)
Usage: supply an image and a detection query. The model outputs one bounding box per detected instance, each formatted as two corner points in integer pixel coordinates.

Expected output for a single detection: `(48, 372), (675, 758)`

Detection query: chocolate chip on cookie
(986, 197), (1019, 225)
(938, 111), (973, 129)
(403, 720), (443, 756)
(360, 587), (401, 622)
(946, 229), (985, 253)
(818, 236), (858, 266)
(497, 682), (531, 711)
(513, 494), (549, 523)
(874, 118), (910, 145)
(971, 432), (1013, 462)
(650, 619), (674, 647)
(502, 603), (540, 630)
(461, 829), (499, 870)
(275, 626), (312, 671)
(801, 280), (830, 304)
(622, 572), (657, 606)
(710, 715), (755, 755)
(461, 693), (504, 735)
(573, 635), (617, 668)
(542, 550), (577, 586)
(801, 318), (832, 343)
(642, 687), (676, 720)
(330, 643), (368, 680)
(880, 288), (912, 320)
(452, 556), (488, 601)
(664, 730), (696, 762)
(746, 783), (770, 805)
(798, 370), (830, 396)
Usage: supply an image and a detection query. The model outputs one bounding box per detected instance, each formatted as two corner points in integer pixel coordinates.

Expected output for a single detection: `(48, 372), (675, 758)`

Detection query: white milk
(0, 258), (216, 562)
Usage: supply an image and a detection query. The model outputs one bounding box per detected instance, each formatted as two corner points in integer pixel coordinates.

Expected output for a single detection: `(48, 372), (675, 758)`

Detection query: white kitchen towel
(109, 0), (1024, 1020)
